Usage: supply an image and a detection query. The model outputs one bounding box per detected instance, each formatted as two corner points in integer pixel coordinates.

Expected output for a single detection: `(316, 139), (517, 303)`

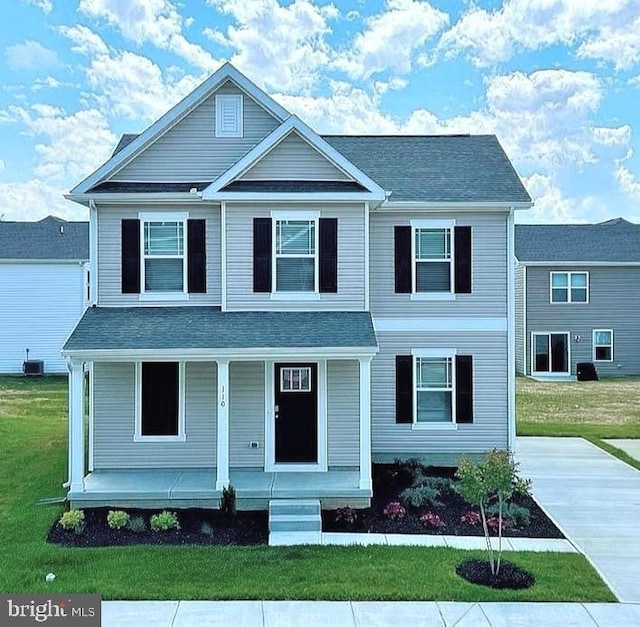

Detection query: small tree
(455, 449), (531, 576)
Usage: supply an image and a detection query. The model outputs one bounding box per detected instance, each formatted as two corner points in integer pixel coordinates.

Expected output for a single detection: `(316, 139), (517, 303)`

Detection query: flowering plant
(460, 510), (481, 526)
(382, 501), (406, 520)
(335, 506), (358, 526)
(420, 511), (444, 528)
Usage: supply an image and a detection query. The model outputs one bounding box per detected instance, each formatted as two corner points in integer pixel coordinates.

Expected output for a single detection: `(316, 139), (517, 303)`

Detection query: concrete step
(268, 499), (320, 517)
(269, 514), (321, 533)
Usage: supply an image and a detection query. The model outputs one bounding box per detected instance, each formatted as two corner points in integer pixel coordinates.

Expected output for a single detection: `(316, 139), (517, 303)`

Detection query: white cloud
(21, 0), (53, 13)
(616, 165), (640, 200)
(439, 0), (640, 69)
(0, 180), (84, 222)
(78, 0), (218, 71)
(205, 0), (338, 92)
(335, 0), (449, 79)
(5, 40), (60, 71)
(0, 159), (5, 172)
(59, 25), (109, 56)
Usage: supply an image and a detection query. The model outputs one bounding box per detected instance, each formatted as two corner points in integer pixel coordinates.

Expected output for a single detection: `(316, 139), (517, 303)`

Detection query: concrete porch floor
(69, 469), (370, 509)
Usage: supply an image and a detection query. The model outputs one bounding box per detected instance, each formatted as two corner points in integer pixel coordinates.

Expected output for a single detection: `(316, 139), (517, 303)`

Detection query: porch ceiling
(63, 307), (378, 355)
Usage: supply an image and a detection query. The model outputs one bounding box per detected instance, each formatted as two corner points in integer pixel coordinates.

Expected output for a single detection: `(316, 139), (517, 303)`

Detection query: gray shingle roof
(0, 216), (89, 260)
(89, 181), (212, 193)
(63, 307), (378, 352)
(515, 218), (640, 262)
(221, 180), (367, 193)
(111, 133), (530, 204)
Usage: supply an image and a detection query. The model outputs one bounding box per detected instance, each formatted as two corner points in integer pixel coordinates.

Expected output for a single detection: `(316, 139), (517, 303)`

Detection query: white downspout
(88, 199), (98, 306)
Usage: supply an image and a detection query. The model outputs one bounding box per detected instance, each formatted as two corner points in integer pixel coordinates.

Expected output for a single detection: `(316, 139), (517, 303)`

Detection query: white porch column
(216, 359), (230, 490)
(69, 360), (85, 493)
(359, 358), (372, 491)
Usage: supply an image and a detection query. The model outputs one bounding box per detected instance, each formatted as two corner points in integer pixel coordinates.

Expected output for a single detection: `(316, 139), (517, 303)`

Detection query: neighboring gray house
(0, 216), (89, 373)
(62, 63), (531, 511)
(515, 218), (640, 378)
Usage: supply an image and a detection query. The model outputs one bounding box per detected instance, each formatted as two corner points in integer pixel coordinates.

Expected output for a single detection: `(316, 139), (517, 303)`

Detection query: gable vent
(215, 94), (243, 138)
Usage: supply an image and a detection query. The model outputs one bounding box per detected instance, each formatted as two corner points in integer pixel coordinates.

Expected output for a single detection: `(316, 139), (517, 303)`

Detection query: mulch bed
(456, 559), (536, 589)
(48, 508), (268, 547)
(322, 462), (564, 538)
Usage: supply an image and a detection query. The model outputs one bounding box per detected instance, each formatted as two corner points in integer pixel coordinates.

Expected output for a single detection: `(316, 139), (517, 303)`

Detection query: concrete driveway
(516, 437), (640, 602)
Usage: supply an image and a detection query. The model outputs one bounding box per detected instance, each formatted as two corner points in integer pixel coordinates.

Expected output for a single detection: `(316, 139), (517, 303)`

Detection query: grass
(0, 375), (615, 601)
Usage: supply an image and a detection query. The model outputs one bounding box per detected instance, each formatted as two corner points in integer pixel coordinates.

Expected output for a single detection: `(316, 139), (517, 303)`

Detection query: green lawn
(0, 375), (615, 601)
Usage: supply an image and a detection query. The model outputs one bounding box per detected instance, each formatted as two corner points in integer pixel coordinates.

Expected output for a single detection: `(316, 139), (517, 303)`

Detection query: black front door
(274, 363), (318, 463)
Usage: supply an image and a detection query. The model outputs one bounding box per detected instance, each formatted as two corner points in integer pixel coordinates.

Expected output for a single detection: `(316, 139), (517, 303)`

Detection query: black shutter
(454, 226), (472, 294)
(253, 218), (272, 292)
(395, 355), (413, 423)
(187, 219), (206, 293)
(141, 362), (179, 435)
(121, 219), (140, 294)
(456, 355), (473, 424)
(319, 218), (338, 293)
(394, 226), (411, 293)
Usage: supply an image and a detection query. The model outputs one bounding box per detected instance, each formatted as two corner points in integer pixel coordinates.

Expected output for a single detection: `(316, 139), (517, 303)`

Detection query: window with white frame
(142, 219), (186, 293)
(550, 272), (588, 303)
(215, 94), (243, 138)
(280, 367), (312, 392)
(593, 330), (613, 361)
(415, 356), (454, 423)
(414, 226), (452, 292)
(275, 219), (317, 292)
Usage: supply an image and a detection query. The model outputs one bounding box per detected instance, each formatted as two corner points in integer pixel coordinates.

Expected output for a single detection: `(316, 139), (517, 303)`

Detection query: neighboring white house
(0, 216), (89, 374)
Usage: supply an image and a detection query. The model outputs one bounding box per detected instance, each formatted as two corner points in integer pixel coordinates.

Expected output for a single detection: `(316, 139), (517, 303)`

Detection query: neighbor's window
(550, 272), (588, 303)
(414, 227), (452, 292)
(415, 357), (453, 423)
(280, 367), (312, 392)
(593, 330), (613, 362)
(138, 362), (183, 439)
(143, 220), (185, 292)
(275, 219), (316, 292)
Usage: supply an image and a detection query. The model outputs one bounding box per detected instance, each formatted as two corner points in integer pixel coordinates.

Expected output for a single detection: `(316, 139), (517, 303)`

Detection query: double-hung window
(414, 226), (452, 292)
(274, 218), (317, 292)
(415, 356), (454, 423)
(550, 272), (588, 303)
(141, 214), (187, 294)
(593, 330), (613, 361)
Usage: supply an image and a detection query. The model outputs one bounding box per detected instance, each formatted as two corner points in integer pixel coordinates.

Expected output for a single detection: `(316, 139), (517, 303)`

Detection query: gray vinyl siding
(96, 203), (221, 306)
(524, 265), (640, 376)
(371, 330), (508, 459)
(229, 361), (265, 468)
(240, 133), (350, 181)
(110, 82), (279, 182)
(515, 263), (525, 374)
(327, 360), (360, 466)
(226, 203), (366, 311)
(93, 362), (217, 469)
(370, 211), (508, 318)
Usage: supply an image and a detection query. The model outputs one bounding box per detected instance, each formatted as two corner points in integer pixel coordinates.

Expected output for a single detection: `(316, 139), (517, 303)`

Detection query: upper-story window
(550, 271), (588, 303)
(215, 94), (243, 138)
(414, 227), (452, 292)
(143, 220), (186, 293)
(275, 219), (317, 292)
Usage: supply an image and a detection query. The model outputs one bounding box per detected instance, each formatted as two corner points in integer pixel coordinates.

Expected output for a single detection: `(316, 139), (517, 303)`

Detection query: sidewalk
(103, 600), (640, 626)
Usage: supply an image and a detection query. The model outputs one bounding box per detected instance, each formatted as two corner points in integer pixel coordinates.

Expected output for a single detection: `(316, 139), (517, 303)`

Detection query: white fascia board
(70, 63), (290, 195)
(203, 117), (386, 200)
(374, 317), (507, 332)
(66, 193), (209, 205)
(206, 191), (382, 202)
(378, 201), (532, 211)
(519, 261), (640, 267)
(62, 346), (379, 361)
(0, 258), (86, 264)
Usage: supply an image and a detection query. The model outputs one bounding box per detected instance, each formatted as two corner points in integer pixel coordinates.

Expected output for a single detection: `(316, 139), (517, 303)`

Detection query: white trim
(70, 63), (289, 195)
(592, 329), (614, 362)
(519, 261), (640, 267)
(412, 348), (457, 358)
(134, 361), (186, 442)
(359, 358), (372, 491)
(67, 193), (207, 205)
(270, 293), (321, 302)
(88, 362), (94, 472)
(413, 354), (456, 427)
(271, 210), (320, 221)
(202, 118), (386, 200)
(411, 220), (455, 297)
(411, 219), (455, 229)
(138, 211), (189, 222)
(410, 293), (456, 301)
(374, 318), (507, 332)
(531, 332), (571, 375)
(89, 199), (98, 305)
(412, 423), (458, 431)
(264, 360), (275, 470)
(0, 259), (87, 265)
(221, 201), (227, 311)
(379, 201), (532, 210)
(139, 293), (190, 302)
(364, 202), (370, 311)
(69, 360), (85, 492)
(216, 359), (230, 490)
(522, 264), (528, 376)
(280, 366), (312, 392)
(550, 271), (589, 304)
(507, 208), (516, 450)
(215, 94), (243, 138)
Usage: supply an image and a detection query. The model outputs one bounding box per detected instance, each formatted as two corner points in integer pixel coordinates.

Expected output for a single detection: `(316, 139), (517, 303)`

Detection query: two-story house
(515, 218), (640, 378)
(62, 63), (531, 511)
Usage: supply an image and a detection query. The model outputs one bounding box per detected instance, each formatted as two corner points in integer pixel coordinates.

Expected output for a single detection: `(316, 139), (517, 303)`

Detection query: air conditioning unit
(23, 360), (44, 376)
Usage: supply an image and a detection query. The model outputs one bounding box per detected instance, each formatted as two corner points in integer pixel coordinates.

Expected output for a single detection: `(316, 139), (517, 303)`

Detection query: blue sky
(1, 0), (639, 223)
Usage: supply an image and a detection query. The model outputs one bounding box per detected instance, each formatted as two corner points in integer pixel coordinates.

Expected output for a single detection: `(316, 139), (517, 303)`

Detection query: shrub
(460, 510), (482, 526)
(200, 521), (215, 536)
(420, 511), (445, 528)
(400, 484), (444, 510)
(107, 510), (130, 530)
(220, 485), (236, 519)
(488, 502), (531, 528)
(382, 501), (406, 520)
(487, 516), (509, 532)
(58, 509), (85, 534)
(127, 516), (147, 534)
(335, 506), (358, 526)
(150, 511), (180, 532)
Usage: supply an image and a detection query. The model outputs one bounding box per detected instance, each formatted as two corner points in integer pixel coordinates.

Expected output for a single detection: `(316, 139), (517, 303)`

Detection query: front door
(533, 333), (569, 374)
(274, 363), (318, 463)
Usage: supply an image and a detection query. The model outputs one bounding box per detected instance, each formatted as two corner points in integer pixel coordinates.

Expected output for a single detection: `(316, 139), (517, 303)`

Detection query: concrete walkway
(102, 600), (640, 626)
(604, 439), (640, 462)
(517, 437), (640, 603)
